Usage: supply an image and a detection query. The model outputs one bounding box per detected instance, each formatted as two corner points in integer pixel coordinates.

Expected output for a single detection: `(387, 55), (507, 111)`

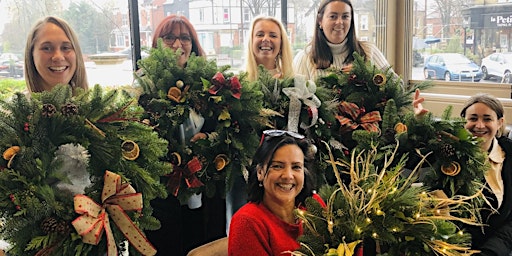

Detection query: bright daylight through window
(0, 0), (511, 89)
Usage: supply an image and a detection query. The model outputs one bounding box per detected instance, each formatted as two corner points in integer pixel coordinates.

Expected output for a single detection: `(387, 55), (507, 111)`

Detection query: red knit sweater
(228, 202), (302, 256)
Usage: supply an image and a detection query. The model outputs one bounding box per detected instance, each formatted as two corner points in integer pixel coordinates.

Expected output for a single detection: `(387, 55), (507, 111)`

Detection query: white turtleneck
(293, 40), (392, 81)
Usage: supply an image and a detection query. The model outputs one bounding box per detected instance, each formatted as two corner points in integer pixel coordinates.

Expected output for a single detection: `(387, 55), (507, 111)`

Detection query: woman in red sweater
(228, 130), (316, 256)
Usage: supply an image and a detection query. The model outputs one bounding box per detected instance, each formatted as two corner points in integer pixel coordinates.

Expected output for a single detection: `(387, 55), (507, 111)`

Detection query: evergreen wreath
(313, 52), (486, 215)
(293, 144), (481, 256)
(254, 67), (334, 188)
(0, 85), (169, 255)
(315, 52), (428, 151)
(354, 102), (488, 201)
(136, 42), (265, 203)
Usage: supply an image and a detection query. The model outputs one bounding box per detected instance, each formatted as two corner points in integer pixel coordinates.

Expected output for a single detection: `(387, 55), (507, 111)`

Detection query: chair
(186, 237), (228, 256)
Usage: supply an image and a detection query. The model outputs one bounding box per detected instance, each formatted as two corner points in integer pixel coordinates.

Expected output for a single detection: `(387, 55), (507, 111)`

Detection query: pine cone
(440, 143), (456, 158)
(60, 103), (79, 116)
(55, 220), (71, 234)
(41, 104), (57, 118)
(40, 217), (59, 234)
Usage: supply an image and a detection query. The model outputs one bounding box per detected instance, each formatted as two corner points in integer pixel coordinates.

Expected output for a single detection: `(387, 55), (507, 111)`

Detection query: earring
(258, 181), (263, 187)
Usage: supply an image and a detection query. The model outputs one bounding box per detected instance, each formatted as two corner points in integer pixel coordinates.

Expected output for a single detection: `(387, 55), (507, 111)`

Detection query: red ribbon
(208, 72), (242, 99)
(72, 170), (156, 256)
(167, 156), (204, 196)
(312, 192), (327, 208)
(336, 101), (381, 133)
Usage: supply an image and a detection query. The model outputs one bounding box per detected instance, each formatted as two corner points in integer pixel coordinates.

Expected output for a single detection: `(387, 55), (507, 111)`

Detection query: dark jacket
(471, 136), (512, 256)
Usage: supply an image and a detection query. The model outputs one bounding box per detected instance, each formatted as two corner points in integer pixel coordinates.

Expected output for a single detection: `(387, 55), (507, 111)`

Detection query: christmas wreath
(354, 102), (488, 200)
(135, 42), (265, 203)
(293, 145), (481, 256)
(254, 67), (335, 188)
(313, 53), (486, 204)
(0, 85), (169, 255)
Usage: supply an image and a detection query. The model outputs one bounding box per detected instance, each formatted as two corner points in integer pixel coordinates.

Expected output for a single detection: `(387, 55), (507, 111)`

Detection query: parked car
(423, 53), (482, 82)
(0, 59), (24, 78)
(480, 52), (512, 83)
(413, 50), (423, 67)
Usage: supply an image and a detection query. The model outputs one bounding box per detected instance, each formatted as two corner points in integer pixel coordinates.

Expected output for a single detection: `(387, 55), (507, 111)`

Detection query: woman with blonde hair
(245, 15), (294, 82)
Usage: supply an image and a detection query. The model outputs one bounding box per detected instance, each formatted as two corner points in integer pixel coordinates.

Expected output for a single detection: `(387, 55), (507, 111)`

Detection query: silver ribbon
(282, 75), (321, 132)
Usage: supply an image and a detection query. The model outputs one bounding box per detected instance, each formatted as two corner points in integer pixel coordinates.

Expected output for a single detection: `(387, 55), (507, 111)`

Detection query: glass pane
(412, 0), (512, 84)
(0, 0), (133, 89)
(0, 0), (385, 91)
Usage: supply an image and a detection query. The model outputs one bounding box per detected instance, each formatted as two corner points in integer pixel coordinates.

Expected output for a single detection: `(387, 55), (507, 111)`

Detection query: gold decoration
(372, 73), (386, 86)
(3, 146), (20, 160)
(176, 80), (184, 88)
(170, 152), (182, 166)
(121, 140), (140, 161)
(3, 146), (20, 169)
(167, 87), (182, 102)
(441, 161), (461, 176)
(394, 122), (407, 134)
(214, 154), (229, 171)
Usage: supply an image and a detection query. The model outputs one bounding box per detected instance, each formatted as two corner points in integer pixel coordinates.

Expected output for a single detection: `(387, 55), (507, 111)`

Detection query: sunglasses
(261, 129), (305, 142)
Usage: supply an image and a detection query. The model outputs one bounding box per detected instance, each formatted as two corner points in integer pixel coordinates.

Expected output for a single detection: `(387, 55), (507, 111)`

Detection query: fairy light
(458, 230), (464, 236)
(297, 209), (305, 216)
(367, 188), (373, 193)
(376, 209), (384, 216)
(390, 187), (397, 194)
(415, 213), (421, 219)
(372, 232), (378, 238)
(392, 227), (398, 232)
(365, 217), (372, 223)
(355, 226), (362, 234)
(435, 209), (441, 215)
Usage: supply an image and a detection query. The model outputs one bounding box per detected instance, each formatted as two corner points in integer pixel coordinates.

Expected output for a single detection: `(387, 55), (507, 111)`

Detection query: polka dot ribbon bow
(72, 170), (157, 256)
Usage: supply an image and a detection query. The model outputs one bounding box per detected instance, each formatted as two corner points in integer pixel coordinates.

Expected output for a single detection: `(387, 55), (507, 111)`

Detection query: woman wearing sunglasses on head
(228, 130), (316, 256)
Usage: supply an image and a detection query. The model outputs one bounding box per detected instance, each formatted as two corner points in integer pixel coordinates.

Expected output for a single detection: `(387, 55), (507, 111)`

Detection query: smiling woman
(228, 131), (315, 256)
(24, 16), (88, 94)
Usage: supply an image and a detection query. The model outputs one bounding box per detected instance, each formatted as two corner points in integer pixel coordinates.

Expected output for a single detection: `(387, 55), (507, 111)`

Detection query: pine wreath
(0, 85), (169, 255)
(314, 52), (428, 149)
(351, 99), (487, 210)
(293, 144), (481, 256)
(254, 67), (335, 188)
(136, 42), (265, 203)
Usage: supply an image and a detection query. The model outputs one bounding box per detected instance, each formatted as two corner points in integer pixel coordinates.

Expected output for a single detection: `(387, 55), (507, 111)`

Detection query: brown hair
(247, 135), (315, 206)
(460, 93), (505, 137)
(152, 14), (205, 57)
(24, 16), (88, 93)
(311, 0), (365, 69)
(245, 15), (294, 82)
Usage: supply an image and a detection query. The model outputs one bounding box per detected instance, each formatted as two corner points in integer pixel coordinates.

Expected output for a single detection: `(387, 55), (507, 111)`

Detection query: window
(2, 0), (509, 89)
(360, 14), (368, 31)
(243, 8), (250, 23)
(223, 8), (229, 23)
(199, 8), (205, 23)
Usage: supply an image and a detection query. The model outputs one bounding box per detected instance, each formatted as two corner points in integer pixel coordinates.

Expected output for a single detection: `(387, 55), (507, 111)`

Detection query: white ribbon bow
(282, 75), (321, 132)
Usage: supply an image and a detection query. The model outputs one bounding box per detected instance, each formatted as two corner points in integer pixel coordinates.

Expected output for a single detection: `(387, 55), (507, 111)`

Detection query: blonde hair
(245, 16), (293, 82)
(24, 16), (88, 94)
